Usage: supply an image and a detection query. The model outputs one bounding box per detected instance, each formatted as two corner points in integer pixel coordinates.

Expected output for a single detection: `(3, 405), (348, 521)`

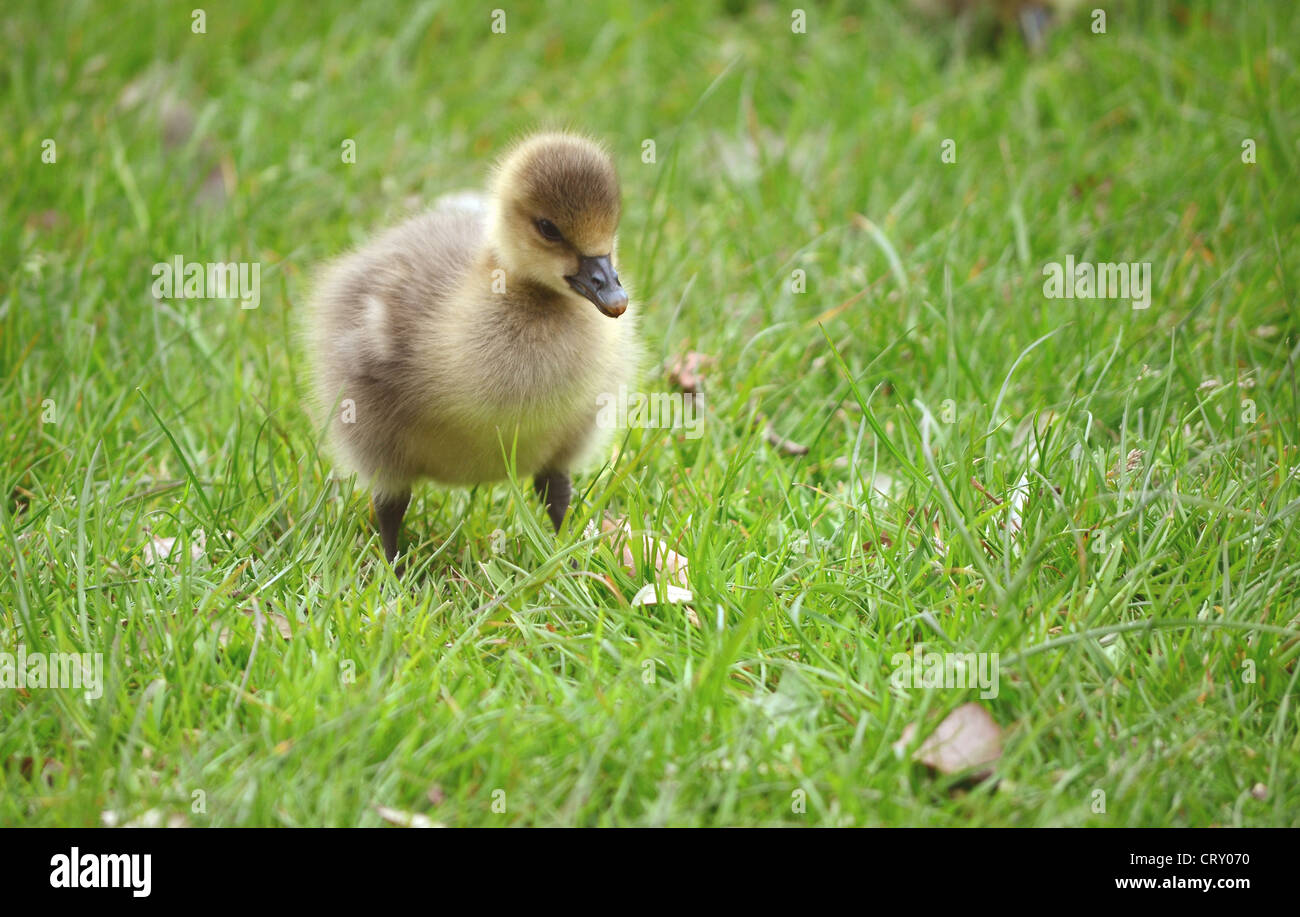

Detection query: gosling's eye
(535, 218), (563, 242)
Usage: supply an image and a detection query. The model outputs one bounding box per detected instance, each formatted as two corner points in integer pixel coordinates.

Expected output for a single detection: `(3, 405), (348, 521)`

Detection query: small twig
(969, 476), (1004, 507)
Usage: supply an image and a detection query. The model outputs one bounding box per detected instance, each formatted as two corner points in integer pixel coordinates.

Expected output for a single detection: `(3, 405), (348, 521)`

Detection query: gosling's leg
(533, 469), (572, 532)
(373, 489), (411, 566)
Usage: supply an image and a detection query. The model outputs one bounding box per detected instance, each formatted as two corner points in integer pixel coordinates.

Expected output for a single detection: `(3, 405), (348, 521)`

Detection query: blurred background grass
(2, 0), (1299, 826)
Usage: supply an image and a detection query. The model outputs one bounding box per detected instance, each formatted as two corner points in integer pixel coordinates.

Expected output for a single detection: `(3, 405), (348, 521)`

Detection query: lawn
(2, 0), (1298, 827)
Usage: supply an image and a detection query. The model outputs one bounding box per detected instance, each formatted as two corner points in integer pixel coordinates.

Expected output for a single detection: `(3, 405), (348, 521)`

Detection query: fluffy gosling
(306, 132), (639, 565)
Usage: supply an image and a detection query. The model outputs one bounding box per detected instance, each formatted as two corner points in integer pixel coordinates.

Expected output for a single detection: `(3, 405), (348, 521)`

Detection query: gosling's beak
(565, 254), (628, 318)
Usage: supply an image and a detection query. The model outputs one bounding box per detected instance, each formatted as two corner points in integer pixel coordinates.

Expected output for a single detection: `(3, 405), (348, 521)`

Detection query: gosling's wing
(308, 204), (484, 374)
(380, 205), (485, 324)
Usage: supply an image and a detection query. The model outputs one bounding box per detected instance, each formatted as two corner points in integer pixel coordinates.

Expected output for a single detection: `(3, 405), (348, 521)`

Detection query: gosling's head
(487, 132), (628, 318)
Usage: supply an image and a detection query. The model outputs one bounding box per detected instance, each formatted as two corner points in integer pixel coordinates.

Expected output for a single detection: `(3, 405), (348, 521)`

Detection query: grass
(2, 0), (1298, 827)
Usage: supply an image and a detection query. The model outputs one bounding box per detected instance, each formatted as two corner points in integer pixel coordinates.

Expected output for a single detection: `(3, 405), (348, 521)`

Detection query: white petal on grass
(101, 808), (188, 828)
(630, 583), (694, 606)
(375, 805), (441, 828)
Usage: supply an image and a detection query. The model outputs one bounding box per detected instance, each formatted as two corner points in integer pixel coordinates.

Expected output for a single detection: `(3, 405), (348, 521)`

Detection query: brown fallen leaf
(240, 599), (292, 640)
(25, 210), (65, 232)
(15, 756), (64, 785)
(763, 422), (809, 456)
(668, 351), (711, 394)
(894, 702), (1003, 779)
(160, 93), (197, 149)
(196, 156), (234, 207)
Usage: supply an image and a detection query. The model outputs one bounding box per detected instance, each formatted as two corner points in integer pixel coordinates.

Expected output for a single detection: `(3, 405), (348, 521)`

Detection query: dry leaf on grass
(160, 93), (197, 148)
(143, 529), (206, 566)
(375, 805), (442, 828)
(893, 702), (1003, 779)
(25, 210), (65, 232)
(239, 599), (292, 640)
(763, 422), (809, 456)
(668, 351), (711, 394)
(15, 756), (64, 785)
(207, 599), (292, 646)
(600, 517), (689, 584)
(598, 518), (697, 625)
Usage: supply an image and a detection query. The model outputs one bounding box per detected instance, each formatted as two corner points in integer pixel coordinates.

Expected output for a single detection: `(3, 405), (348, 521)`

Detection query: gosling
(306, 132), (639, 565)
